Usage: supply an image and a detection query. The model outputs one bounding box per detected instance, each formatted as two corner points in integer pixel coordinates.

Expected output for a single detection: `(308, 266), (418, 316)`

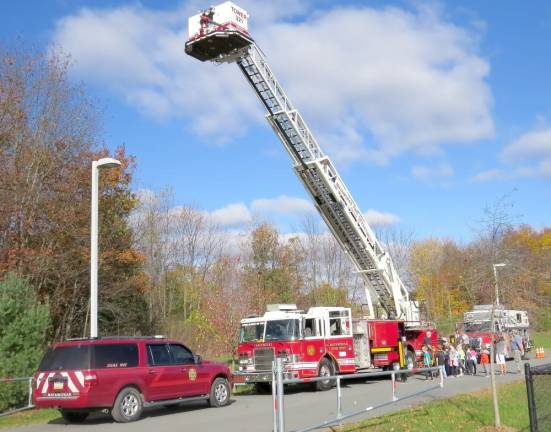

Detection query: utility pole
(489, 263), (506, 428)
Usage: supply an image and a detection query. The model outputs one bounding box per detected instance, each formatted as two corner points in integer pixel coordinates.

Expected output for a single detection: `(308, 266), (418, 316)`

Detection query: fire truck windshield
(464, 322), (492, 333)
(240, 322), (264, 342)
(265, 319), (299, 341)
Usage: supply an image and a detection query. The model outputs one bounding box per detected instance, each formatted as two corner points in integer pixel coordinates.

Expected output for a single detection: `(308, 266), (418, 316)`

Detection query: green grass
(0, 408), (60, 429)
(532, 331), (551, 349)
(340, 381), (529, 432)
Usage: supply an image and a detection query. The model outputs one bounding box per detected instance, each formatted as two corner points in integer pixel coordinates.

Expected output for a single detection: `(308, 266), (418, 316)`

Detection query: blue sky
(2, 0), (550, 242)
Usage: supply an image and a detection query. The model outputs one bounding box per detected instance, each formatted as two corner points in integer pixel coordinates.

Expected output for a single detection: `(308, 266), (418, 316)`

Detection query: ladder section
(235, 44), (411, 319)
(237, 46), (323, 165)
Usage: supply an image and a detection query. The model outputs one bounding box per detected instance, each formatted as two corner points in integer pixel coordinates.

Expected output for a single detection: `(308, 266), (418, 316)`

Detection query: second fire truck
(184, 2), (438, 387)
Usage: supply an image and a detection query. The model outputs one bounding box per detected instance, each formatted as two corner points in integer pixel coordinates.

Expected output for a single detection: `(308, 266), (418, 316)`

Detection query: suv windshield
(240, 323), (264, 342)
(265, 319), (299, 341)
(464, 322), (492, 333)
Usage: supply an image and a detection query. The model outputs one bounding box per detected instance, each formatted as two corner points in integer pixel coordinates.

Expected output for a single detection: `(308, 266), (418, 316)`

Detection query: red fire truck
(463, 305), (531, 354)
(185, 3), (438, 387)
(234, 305), (436, 390)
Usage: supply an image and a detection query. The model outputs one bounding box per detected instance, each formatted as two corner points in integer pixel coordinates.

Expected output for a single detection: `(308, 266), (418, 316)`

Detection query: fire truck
(463, 304), (531, 353)
(185, 2), (437, 386)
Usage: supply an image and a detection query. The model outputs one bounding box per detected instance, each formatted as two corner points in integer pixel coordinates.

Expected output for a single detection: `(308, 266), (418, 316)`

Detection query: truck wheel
(315, 358), (335, 391)
(255, 382), (272, 394)
(208, 377), (230, 407)
(111, 387), (143, 423)
(406, 351), (416, 370)
(60, 410), (89, 424)
(392, 362), (407, 383)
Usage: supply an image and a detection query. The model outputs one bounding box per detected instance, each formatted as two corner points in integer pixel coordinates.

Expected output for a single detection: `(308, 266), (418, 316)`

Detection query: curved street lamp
(91, 158), (121, 338)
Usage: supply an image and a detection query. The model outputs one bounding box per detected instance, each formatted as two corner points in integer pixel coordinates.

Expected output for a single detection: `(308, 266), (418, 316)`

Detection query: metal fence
(271, 358), (444, 432)
(0, 377), (34, 417)
(525, 362), (551, 432)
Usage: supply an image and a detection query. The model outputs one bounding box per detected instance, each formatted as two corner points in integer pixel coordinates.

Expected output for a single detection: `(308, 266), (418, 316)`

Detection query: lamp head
(96, 158), (121, 169)
(493, 263), (506, 268)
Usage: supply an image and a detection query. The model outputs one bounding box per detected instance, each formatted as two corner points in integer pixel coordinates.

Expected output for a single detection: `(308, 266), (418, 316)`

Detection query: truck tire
(208, 377), (231, 407)
(392, 362), (407, 383)
(406, 351), (416, 370)
(60, 410), (89, 424)
(255, 382), (272, 394)
(111, 387), (143, 423)
(315, 358), (335, 391)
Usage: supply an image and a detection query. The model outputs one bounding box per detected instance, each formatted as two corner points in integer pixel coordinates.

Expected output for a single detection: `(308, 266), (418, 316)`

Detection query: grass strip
(340, 380), (529, 432)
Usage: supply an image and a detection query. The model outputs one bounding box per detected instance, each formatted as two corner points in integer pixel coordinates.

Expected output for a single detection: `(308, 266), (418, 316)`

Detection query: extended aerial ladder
(185, 2), (419, 321)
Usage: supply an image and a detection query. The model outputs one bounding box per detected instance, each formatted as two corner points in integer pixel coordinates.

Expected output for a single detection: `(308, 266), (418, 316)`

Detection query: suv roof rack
(64, 335), (167, 342)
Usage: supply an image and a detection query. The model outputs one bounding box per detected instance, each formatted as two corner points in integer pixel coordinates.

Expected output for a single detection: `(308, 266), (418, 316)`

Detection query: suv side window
(147, 344), (171, 366)
(92, 344), (138, 368)
(169, 344), (195, 365)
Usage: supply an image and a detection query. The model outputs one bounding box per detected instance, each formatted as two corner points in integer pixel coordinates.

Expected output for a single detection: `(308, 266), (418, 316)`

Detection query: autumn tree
(0, 45), (150, 339)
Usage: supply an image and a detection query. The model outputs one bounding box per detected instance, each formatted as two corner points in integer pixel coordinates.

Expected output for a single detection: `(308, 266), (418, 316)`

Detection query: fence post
(27, 378), (33, 408)
(525, 362), (537, 432)
(391, 371), (397, 401)
(276, 357), (285, 432)
(272, 361), (278, 432)
(336, 376), (342, 422)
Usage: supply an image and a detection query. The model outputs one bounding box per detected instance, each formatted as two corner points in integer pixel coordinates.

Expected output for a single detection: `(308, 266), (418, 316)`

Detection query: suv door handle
(148, 369), (157, 374)
(180, 368), (188, 372)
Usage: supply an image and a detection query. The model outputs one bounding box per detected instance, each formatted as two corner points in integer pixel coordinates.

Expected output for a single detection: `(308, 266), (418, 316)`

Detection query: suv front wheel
(111, 387), (143, 422)
(208, 377), (230, 407)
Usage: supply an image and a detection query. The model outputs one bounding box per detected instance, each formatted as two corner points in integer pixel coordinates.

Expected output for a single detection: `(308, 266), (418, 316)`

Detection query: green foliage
(0, 274), (50, 411)
(533, 332), (551, 348)
(534, 308), (551, 332)
(309, 283), (349, 307)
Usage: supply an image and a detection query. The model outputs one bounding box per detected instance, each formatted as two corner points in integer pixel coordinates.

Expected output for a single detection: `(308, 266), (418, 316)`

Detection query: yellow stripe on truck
(371, 347), (392, 353)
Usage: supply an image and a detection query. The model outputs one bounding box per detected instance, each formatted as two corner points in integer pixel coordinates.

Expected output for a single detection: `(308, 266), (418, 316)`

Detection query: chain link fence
(525, 362), (551, 432)
(0, 377), (34, 416)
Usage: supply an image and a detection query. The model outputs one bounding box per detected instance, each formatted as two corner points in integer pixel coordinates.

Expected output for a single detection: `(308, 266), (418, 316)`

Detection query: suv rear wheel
(208, 377), (230, 407)
(60, 410), (89, 424)
(111, 387), (143, 423)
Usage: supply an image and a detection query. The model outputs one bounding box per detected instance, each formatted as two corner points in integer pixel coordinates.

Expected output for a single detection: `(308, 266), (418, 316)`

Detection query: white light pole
(91, 158), (121, 338)
(490, 262), (506, 428)
(493, 263), (506, 306)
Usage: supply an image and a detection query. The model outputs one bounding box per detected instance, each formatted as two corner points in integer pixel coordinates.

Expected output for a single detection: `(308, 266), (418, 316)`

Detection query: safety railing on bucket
(0, 376), (34, 417)
(271, 358), (444, 432)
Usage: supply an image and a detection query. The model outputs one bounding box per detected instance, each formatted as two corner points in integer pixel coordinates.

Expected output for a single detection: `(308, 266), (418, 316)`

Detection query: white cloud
(363, 209), (401, 226)
(251, 195), (314, 214)
(51, 2), (493, 162)
(209, 203), (252, 227)
(204, 195), (314, 228)
(470, 169), (503, 182)
(411, 162), (454, 180)
(502, 128), (551, 177)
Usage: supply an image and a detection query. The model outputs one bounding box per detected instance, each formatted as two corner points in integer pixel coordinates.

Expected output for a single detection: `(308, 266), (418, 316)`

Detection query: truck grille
(254, 348), (275, 371)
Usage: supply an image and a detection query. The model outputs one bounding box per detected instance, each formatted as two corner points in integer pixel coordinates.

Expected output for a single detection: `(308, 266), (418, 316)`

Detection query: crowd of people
(420, 330), (526, 380)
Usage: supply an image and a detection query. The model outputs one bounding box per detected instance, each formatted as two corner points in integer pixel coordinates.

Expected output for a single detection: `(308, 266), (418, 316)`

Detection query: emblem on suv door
(188, 368), (197, 381)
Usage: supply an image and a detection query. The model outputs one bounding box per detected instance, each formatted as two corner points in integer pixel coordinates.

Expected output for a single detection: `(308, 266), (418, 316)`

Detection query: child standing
(467, 346), (478, 375)
(480, 345), (490, 377)
(436, 345), (447, 378)
(423, 345), (434, 380)
(456, 344), (465, 376)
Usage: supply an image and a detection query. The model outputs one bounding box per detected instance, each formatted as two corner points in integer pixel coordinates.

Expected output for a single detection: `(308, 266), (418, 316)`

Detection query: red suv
(33, 336), (232, 423)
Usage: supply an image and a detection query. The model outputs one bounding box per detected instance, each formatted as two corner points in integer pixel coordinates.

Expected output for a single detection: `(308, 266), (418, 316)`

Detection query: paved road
(13, 356), (547, 432)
